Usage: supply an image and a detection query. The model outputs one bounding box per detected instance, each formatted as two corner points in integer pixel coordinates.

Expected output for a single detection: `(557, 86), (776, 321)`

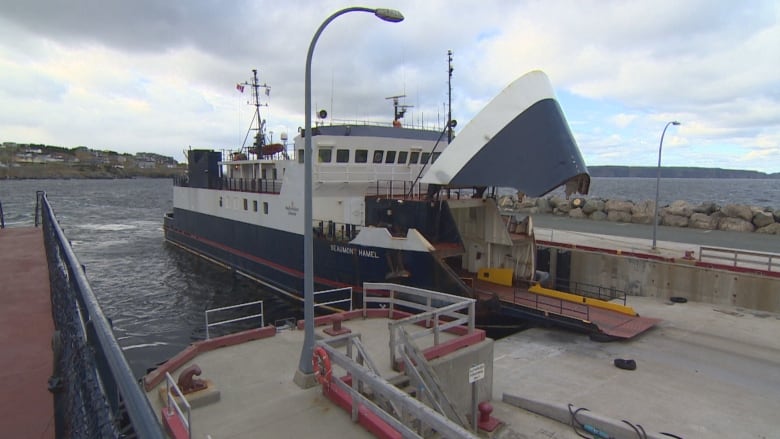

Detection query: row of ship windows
(298, 148), (442, 165)
(219, 196), (269, 214)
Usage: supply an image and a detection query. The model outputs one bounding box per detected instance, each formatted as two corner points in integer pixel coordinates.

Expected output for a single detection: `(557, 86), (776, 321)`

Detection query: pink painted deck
(0, 227), (55, 438)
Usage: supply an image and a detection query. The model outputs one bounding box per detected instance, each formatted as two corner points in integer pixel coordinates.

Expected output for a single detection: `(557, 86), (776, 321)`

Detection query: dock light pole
(652, 120), (681, 250)
(296, 6), (404, 387)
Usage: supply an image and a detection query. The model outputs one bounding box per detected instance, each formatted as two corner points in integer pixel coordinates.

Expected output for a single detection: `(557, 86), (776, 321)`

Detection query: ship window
(336, 149), (350, 163)
(373, 150), (384, 163)
(297, 149), (304, 163)
(421, 152), (431, 164)
(385, 151), (396, 163)
(263, 202), (269, 214)
(243, 198), (248, 210)
(397, 151), (408, 164)
(409, 151), (420, 164)
(355, 149), (368, 163)
(432, 152), (441, 163)
(253, 200), (258, 212)
(318, 148), (332, 163)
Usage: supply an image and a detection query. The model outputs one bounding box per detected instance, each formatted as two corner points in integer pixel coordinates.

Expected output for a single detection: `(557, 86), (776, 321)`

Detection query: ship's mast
(447, 50), (453, 143)
(238, 69), (271, 155)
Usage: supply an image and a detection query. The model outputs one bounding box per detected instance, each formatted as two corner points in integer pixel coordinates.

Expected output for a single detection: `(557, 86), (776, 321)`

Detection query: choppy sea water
(0, 178), (301, 379)
(1, 177), (777, 377)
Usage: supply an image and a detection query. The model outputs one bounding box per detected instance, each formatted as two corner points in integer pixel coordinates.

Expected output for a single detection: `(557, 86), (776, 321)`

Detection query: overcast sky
(1, 0), (778, 173)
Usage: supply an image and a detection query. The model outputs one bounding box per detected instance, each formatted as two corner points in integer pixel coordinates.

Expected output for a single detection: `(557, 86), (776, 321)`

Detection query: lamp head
(672, 121), (681, 126)
(374, 8), (404, 22)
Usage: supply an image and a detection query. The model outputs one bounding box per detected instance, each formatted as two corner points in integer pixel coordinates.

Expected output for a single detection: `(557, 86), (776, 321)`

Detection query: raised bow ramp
(421, 70), (590, 197)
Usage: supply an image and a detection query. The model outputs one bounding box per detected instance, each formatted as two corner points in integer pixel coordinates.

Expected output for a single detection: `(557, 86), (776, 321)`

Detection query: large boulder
(590, 210), (608, 221)
(630, 199), (655, 224)
(689, 213), (719, 230)
(535, 197), (552, 214)
(718, 217), (755, 232)
(721, 204), (753, 222)
(631, 200), (655, 216)
(752, 211), (775, 228)
(693, 201), (719, 215)
(582, 198), (605, 215)
(662, 213), (689, 227)
(605, 199), (634, 213)
(756, 223), (780, 235)
(554, 203), (572, 215)
(568, 207), (585, 219)
(666, 200), (694, 217)
(548, 196), (567, 209)
(607, 210), (632, 223)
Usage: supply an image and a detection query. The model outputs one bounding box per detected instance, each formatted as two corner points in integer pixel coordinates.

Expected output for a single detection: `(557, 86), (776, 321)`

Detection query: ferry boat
(164, 69), (590, 315)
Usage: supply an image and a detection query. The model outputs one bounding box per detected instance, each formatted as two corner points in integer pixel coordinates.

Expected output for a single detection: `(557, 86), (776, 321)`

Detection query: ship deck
(0, 227), (55, 439)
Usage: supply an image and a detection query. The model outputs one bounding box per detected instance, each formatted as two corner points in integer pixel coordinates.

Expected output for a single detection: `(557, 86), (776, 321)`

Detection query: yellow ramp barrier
(477, 268), (514, 287)
(529, 284), (637, 316)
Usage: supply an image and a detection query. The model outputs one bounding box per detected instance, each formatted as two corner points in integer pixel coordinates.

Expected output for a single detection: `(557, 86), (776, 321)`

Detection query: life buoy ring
(312, 346), (332, 386)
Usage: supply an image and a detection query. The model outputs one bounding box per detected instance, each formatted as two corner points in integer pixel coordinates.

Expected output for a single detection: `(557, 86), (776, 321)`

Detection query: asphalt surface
(530, 214), (780, 254)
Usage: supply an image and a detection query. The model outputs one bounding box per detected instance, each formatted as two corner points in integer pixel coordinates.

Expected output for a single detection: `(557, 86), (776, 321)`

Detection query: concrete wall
(429, 338), (494, 422)
(565, 250), (780, 312)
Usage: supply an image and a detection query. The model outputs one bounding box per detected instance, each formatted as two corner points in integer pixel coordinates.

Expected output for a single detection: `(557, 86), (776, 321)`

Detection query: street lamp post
(652, 121), (681, 250)
(295, 6), (404, 388)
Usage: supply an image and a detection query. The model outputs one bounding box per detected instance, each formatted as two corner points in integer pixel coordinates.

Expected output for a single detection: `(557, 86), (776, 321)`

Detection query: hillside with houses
(1, 142), (184, 179)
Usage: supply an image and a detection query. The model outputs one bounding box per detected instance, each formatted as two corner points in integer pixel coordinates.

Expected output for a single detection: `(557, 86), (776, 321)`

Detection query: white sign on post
(468, 363), (485, 383)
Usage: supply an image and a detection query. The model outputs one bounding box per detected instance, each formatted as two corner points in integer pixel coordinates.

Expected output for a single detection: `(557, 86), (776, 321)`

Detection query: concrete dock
(142, 293), (779, 439)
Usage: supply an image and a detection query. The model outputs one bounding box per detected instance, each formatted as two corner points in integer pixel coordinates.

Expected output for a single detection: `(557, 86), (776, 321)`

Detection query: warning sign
(468, 363), (485, 383)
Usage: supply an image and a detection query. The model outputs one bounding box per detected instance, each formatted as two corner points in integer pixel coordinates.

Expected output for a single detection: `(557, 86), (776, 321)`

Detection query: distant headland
(1, 142), (184, 179)
(588, 166), (780, 179)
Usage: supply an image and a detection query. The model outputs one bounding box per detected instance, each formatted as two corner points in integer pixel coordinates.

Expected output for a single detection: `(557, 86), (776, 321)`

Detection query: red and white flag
(236, 83), (245, 93)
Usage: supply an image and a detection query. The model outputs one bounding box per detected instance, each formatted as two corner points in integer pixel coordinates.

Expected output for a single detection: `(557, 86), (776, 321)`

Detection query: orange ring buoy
(312, 346), (332, 387)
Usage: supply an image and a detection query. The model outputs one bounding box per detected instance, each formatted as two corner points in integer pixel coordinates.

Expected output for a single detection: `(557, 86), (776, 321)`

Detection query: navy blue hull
(164, 208), (467, 301)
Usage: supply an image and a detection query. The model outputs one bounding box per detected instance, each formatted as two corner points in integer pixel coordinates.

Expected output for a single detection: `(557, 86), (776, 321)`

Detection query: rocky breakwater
(500, 195), (780, 235)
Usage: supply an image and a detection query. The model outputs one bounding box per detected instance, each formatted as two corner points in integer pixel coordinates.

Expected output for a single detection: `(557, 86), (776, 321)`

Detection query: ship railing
(699, 246), (779, 273)
(163, 372), (192, 439)
(511, 288), (590, 321)
(569, 281), (627, 305)
(204, 300), (264, 339)
(313, 219), (361, 242)
(315, 333), (477, 438)
(215, 177), (283, 194)
(38, 191), (164, 439)
(362, 282), (476, 369)
(314, 287), (353, 312)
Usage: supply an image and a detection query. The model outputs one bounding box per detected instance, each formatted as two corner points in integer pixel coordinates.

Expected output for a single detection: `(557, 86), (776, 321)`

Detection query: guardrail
(205, 300), (265, 339)
(362, 282), (476, 368)
(699, 246), (778, 272)
(316, 333), (477, 438)
(314, 286), (353, 312)
(570, 281), (627, 305)
(510, 288), (590, 321)
(163, 372), (192, 439)
(39, 191), (164, 438)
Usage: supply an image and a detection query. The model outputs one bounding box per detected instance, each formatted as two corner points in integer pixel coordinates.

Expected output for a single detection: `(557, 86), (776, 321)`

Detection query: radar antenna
(385, 95), (413, 127)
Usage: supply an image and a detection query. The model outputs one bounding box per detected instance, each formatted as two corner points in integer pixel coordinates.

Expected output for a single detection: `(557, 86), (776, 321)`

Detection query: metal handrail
(363, 282), (476, 368)
(164, 372), (192, 439)
(316, 336), (477, 438)
(699, 246), (778, 272)
(314, 286), (353, 311)
(40, 192), (164, 438)
(205, 300), (264, 339)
